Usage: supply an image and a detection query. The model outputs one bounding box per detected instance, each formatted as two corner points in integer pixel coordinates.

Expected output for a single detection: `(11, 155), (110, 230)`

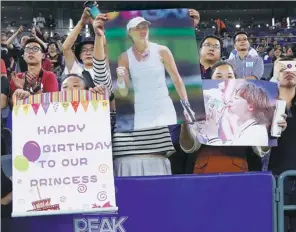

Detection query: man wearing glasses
(10, 38), (59, 100)
(227, 32), (264, 80)
(199, 35), (223, 79)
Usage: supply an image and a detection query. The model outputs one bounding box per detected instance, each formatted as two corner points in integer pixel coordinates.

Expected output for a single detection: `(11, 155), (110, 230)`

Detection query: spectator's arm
(32, 28), (47, 50)
(92, 14), (113, 92)
(248, 57), (264, 79)
(179, 124), (201, 153)
(62, 22), (84, 72)
(56, 40), (63, 52)
(5, 26), (23, 46)
(1, 192), (12, 205)
(34, 26), (45, 41)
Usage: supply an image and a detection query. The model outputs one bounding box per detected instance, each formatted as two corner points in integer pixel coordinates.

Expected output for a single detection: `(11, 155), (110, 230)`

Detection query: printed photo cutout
(192, 79), (279, 147)
(104, 8), (205, 131)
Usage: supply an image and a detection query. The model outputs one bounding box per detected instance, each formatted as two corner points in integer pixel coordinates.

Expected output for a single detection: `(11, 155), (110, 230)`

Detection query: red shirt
(10, 70), (59, 96)
(42, 58), (52, 72)
(1, 59), (7, 75)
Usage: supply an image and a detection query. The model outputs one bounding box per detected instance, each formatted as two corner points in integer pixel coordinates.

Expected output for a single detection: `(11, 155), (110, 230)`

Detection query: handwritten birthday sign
(12, 90), (118, 217)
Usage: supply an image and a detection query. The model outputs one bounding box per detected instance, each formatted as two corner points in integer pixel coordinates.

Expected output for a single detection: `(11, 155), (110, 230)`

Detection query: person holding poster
(62, 3), (113, 93)
(179, 61), (287, 174)
(63, 15), (175, 177)
(10, 38), (59, 104)
(116, 16), (196, 130)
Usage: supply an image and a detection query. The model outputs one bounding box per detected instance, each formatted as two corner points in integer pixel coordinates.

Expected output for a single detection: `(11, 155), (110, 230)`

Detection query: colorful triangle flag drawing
(61, 102), (70, 112)
(91, 100), (99, 111)
(101, 100), (109, 111)
(31, 104), (40, 115)
(41, 103), (50, 114)
(22, 105), (30, 115)
(14, 105), (20, 116)
(81, 101), (89, 112)
(71, 101), (80, 113)
(52, 102), (59, 112)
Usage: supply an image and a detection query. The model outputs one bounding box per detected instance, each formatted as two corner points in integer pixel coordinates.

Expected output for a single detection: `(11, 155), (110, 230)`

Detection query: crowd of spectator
(1, 5), (296, 232)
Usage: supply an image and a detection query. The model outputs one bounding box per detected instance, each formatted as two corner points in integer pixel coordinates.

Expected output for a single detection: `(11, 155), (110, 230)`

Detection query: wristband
(117, 78), (126, 89)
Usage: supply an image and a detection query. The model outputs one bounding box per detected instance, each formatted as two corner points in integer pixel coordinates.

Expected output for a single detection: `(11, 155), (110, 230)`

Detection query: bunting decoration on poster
(14, 105), (20, 116)
(101, 100), (109, 111)
(61, 102), (70, 112)
(52, 103), (59, 112)
(31, 104), (40, 115)
(22, 105), (30, 115)
(71, 101), (80, 113)
(92, 100), (99, 111)
(81, 101), (90, 112)
(15, 90), (108, 105)
(41, 103), (50, 114)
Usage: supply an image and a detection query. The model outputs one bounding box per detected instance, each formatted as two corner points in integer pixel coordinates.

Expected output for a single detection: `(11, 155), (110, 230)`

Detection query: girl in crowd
(47, 42), (64, 78)
(116, 16), (195, 130)
(179, 61), (287, 174)
(273, 48), (283, 62)
(283, 45), (295, 57)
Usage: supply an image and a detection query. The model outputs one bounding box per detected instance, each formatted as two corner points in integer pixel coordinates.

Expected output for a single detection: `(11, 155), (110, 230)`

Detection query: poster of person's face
(193, 79), (279, 147)
(104, 9), (205, 132)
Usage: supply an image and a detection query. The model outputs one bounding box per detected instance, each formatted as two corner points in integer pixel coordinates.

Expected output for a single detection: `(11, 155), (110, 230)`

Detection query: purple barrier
(4, 172), (274, 232)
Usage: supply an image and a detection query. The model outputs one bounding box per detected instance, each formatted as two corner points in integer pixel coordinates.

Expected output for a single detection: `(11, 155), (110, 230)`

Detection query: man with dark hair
(9, 38), (59, 99)
(229, 31), (258, 59)
(199, 35), (223, 79)
(227, 31), (264, 80)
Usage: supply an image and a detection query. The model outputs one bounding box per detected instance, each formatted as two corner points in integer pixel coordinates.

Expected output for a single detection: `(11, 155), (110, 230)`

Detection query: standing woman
(116, 17), (195, 130)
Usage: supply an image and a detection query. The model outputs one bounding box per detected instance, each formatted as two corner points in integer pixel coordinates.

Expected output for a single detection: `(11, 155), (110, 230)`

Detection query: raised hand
(80, 7), (93, 25)
(89, 84), (106, 95)
(26, 72), (38, 88)
(14, 89), (31, 100)
(17, 25), (24, 34)
(188, 9), (200, 27)
(92, 14), (107, 36)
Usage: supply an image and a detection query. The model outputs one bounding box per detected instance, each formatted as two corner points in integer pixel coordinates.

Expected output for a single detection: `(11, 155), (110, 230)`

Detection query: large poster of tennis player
(193, 79), (279, 147)
(104, 8), (205, 131)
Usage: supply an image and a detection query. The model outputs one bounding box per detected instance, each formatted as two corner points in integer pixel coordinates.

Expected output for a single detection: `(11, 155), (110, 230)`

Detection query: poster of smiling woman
(12, 90), (117, 217)
(104, 8), (205, 132)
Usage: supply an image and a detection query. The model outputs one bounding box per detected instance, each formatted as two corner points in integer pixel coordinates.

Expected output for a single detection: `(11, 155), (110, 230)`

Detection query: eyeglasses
(24, 46), (42, 53)
(81, 48), (94, 54)
(202, 43), (221, 50)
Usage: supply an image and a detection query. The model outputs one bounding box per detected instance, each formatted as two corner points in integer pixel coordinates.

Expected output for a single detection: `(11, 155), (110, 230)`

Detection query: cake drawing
(27, 186), (60, 212)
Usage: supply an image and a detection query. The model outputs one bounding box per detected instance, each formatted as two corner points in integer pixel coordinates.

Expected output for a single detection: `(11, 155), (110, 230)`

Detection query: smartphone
(279, 61), (296, 72)
(84, 1), (100, 19)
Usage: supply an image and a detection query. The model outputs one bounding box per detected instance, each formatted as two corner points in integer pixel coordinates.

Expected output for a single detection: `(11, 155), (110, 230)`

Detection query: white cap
(126, 17), (151, 31)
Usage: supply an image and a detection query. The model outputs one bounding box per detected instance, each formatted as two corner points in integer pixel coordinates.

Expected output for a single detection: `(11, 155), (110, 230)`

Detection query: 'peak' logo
(74, 217), (128, 232)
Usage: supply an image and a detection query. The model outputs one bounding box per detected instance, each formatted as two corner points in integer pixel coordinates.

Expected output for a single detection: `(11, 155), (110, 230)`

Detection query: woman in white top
(116, 17), (195, 130)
